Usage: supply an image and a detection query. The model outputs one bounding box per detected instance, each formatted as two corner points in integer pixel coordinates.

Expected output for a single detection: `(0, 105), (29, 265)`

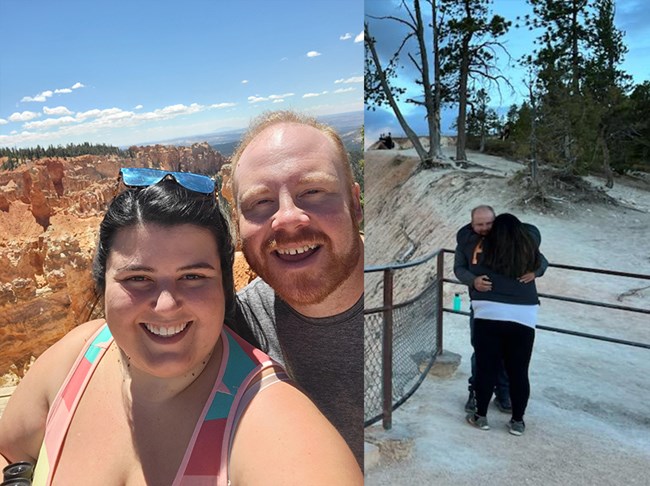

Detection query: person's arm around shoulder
(535, 251), (549, 278)
(0, 319), (105, 468)
(453, 224), (477, 287)
(230, 379), (362, 485)
(519, 223), (549, 282)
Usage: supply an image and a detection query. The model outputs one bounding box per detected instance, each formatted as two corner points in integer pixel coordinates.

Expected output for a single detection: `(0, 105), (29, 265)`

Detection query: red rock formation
(0, 144), (239, 380)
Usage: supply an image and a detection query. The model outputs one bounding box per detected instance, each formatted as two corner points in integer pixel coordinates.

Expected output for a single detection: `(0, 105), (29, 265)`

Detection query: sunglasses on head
(119, 167), (215, 195)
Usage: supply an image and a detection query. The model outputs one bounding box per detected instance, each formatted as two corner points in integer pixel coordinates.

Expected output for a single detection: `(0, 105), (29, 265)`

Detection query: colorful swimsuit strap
(226, 368), (291, 460)
(33, 323), (286, 486)
(173, 326), (288, 486)
(33, 323), (114, 486)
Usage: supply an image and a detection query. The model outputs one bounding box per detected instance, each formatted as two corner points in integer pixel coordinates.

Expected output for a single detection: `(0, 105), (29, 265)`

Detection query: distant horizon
(0, 109), (364, 152)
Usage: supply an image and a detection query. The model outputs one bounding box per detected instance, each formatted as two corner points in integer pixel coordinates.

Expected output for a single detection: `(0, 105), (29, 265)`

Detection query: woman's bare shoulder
(12, 319), (105, 409)
(38, 319), (106, 382)
(229, 380), (362, 485)
(0, 319), (106, 464)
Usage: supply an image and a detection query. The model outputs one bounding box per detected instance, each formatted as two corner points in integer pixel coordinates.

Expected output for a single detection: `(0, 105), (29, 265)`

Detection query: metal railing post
(436, 250), (444, 354)
(382, 268), (394, 430)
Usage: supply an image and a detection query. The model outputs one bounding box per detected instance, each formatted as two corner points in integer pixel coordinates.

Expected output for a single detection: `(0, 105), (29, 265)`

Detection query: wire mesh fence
(364, 273), (441, 426)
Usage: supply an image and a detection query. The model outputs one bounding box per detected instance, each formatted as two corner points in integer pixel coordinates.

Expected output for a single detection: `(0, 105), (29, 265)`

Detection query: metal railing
(364, 250), (444, 429)
(364, 248), (650, 430)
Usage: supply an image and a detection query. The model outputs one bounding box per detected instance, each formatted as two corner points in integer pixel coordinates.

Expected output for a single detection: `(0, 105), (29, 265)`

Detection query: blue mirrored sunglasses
(119, 167), (215, 195)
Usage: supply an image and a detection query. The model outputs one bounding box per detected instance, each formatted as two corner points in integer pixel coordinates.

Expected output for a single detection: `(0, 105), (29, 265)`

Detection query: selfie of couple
(0, 112), (364, 485)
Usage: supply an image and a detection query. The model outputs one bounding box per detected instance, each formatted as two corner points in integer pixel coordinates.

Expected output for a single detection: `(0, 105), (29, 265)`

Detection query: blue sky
(365, 0), (650, 143)
(0, 0), (364, 149)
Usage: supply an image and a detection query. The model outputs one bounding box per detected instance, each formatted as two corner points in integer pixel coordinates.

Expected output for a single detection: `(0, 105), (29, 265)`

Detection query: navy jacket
(453, 222), (547, 305)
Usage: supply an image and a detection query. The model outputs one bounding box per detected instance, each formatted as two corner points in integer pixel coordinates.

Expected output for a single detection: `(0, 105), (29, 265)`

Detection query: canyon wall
(0, 145), (256, 382)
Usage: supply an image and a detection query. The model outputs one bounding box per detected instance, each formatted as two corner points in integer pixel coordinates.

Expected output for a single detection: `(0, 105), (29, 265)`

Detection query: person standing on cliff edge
(228, 110), (365, 468)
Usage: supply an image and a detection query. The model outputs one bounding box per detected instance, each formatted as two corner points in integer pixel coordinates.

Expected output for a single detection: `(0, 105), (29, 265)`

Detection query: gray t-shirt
(236, 277), (364, 468)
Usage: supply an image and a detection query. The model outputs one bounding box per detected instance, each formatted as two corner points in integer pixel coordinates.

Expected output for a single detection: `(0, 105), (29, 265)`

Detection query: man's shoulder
(237, 277), (277, 323)
(238, 277), (274, 301)
(455, 223), (475, 245)
(523, 222), (542, 245)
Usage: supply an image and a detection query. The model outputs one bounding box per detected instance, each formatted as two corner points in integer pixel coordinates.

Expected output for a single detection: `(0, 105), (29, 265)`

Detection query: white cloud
(24, 116), (78, 130)
(1, 99), (219, 147)
(272, 99), (285, 103)
(248, 93), (294, 104)
(303, 93), (321, 98)
(76, 109), (102, 120)
(280, 57), (289, 61)
(0, 131), (39, 146)
(210, 102), (237, 109)
(76, 108), (122, 121)
(0, 119), (7, 125)
(44, 106), (73, 116)
(9, 111), (40, 122)
(133, 103), (203, 120)
(354, 31), (363, 43)
(334, 87), (356, 93)
(248, 95), (267, 103)
(340, 33), (352, 40)
(241, 79), (249, 84)
(306, 51), (322, 58)
(334, 76), (363, 84)
(160, 104), (189, 115)
(20, 82), (84, 103)
(21, 90), (53, 103)
(135, 104), (143, 110)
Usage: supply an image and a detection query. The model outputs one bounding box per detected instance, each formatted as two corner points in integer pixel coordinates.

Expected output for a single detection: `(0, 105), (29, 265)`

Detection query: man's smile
(273, 244), (321, 262)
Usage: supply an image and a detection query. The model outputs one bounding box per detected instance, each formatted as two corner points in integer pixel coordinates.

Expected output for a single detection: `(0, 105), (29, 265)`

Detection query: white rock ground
(364, 145), (650, 485)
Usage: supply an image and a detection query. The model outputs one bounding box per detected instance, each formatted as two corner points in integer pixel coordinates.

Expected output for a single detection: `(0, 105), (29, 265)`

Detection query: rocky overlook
(0, 143), (255, 382)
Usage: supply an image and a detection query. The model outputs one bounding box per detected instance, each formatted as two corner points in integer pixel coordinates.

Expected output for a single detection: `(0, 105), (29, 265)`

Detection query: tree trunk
(529, 82), (539, 188)
(456, 37), (470, 162)
(366, 26), (431, 167)
(600, 127), (614, 188)
(431, 0), (443, 159)
(413, 0), (437, 163)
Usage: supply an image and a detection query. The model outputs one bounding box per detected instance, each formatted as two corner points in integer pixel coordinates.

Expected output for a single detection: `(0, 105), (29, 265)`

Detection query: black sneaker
(508, 419), (525, 436)
(494, 396), (512, 414)
(466, 413), (490, 430)
(464, 390), (477, 414)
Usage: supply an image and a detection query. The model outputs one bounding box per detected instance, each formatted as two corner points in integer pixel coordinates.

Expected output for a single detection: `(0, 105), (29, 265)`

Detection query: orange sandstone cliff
(0, 145), (256, 382)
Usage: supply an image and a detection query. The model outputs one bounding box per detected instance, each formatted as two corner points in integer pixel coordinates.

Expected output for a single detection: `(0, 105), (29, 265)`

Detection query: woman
(0, 168), (361, 485)
(465, 213), (542, 436)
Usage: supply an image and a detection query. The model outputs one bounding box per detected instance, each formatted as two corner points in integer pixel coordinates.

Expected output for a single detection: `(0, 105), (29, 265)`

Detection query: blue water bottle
(453, 293), (462, 312)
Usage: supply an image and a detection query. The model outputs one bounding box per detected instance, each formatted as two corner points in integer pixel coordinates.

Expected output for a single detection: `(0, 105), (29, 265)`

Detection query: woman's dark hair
(482, 213), (540, 279)
(92, 179), (236, 324)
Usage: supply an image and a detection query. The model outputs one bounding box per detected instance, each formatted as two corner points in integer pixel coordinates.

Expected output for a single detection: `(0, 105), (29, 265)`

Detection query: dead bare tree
(365, 0), (443, 169)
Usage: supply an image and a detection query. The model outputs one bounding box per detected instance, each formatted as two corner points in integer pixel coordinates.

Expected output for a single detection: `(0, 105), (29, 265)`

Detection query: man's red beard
(242, 217), (362, 307)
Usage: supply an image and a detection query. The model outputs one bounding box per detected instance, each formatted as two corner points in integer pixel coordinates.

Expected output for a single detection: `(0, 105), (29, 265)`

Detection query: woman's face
(104, 223), (224, 379)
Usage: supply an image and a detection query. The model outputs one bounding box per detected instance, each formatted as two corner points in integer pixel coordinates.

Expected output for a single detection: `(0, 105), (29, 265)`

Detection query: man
(229, 111), (364, 467)
(454, 205), (548, 415)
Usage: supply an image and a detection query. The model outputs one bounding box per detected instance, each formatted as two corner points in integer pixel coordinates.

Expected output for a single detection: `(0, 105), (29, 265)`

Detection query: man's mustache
(265, 229), (328, 251)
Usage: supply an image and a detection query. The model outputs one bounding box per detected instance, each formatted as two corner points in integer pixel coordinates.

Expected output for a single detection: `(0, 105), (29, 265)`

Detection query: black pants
(473, 319), (535, 421)
(469, 310), (509, 400)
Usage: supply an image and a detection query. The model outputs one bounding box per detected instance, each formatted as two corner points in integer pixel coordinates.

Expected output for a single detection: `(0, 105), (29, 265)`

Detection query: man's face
(471, 208), (495, 236)
(234, 123), (363, 311)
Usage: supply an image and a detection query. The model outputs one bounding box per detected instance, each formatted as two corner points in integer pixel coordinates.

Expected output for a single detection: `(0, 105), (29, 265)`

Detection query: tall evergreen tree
(439, 0), (511, 162)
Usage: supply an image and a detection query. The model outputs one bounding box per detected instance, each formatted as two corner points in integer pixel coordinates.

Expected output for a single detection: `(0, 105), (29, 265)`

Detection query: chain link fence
(364, 255), (442, 426)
